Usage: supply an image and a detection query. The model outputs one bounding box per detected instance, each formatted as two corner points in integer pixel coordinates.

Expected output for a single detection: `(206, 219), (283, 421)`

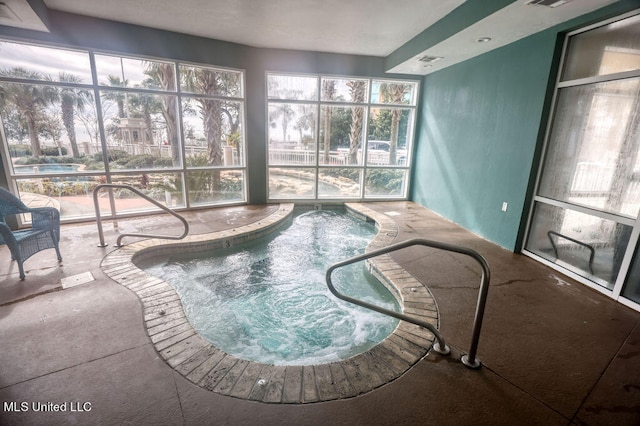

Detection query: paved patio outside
(1, 201), (639, 425)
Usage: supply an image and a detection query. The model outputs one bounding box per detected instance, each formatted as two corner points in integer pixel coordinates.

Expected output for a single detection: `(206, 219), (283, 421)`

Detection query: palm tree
(269, 103), (295, 145)
(380, 83), (410, 165)
(347, 80), (366, 164)
(294, 105), (315, 150)
(103, 75), (128, 118)
(144, 62), (180, 167)
(128, 75), (169, 147)
(0, 67), (57, 157)
(181, 67), (232, 166)
(321, 80), (336, 162)
(57, 72), (93, 158)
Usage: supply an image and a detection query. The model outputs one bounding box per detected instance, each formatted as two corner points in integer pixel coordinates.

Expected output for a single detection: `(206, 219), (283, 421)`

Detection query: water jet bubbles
(145, 210), (399, 365)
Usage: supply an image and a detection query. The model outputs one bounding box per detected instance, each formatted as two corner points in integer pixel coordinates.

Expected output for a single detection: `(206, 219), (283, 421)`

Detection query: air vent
(525, 0), (573, 7)
(417, 55), (443, 64)
(0, 2), (20, 22)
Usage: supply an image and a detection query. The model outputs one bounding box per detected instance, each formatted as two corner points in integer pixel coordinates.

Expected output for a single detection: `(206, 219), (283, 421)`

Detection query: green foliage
(13, 156), (42, 165)
(366, 170), (403, 194)
(323, 168), (359, 181)
(122, 154), (156, 169)
(41, 146), (68, 156)
(8, 144), (31, 157)
(186, 153), (209, 167)
(368, 109), (410, 146)
(92, 150), (131, 163)
(17, 178), (99, 197)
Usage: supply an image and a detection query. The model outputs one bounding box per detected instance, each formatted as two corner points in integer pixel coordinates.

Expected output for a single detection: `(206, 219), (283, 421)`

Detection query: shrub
(41, 147), (68, 156)
(13, 156), (42, 165)
(93, 150), (131, 163)
(9, 144), (31, 157)
(123, 154), (156, 169)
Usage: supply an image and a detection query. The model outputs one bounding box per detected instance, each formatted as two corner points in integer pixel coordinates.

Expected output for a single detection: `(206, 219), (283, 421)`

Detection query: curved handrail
(93, 183), (189, 247)
(326, 238), (490, 369)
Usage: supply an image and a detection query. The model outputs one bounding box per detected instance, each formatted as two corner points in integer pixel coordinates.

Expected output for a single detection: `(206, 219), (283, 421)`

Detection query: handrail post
(93, 185), (108, 247)
(92, 183), (189, 247)
(326, 238), (490, 369)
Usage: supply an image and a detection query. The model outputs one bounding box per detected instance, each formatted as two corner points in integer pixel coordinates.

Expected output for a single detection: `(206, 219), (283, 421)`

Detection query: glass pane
(268, 167), (315, 199)
(16, 175), (105, 220)
(525, 202), (633, 289)
(182, 97), (243, 167)
(179, 65), (242, 97)
(538, 79), (640, 218)
(371, 80), (417, 106)
(268, 103), (317, 165)
(318, 168), (361, 198)
(101, 173), (185, 214)
(95, 55), (176, 91)
(367, 107), (413, 166)
(562, 13), (640, 81)
(319, 105), (365, 166)
(321, 77), (368, 103)
(0, 40), (92, 83)
(365, 169), (407, 197)
(186, 169), (245, 206)
(267, 74), (317, 100)
(100, 90), (181, 170)
(0, 82), (99, 170)
(622, 246), (640, 304)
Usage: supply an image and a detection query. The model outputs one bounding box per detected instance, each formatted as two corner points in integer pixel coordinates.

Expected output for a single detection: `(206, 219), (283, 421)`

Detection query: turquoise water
(143, 210), (400, 365)
(14, 163), (81, 174)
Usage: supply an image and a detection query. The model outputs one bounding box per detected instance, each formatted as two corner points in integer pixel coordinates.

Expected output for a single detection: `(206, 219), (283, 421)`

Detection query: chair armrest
(29, 207), (61, 232)
(0, 221), (18, 249)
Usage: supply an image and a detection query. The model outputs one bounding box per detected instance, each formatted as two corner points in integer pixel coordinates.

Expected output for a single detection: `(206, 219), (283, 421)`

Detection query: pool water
(13, 163), (81, 174)
(143, 209), (400, 365)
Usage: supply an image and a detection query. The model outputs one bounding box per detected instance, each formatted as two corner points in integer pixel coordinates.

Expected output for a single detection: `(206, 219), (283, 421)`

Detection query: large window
(0, 40), (246, 221)
(524, 12), (640, 308)
(266, 73), (417, 201)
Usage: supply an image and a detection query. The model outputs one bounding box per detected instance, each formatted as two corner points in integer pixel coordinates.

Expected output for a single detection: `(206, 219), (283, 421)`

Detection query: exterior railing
(326, 238), (490, 368)
(93, 183), (189, 247)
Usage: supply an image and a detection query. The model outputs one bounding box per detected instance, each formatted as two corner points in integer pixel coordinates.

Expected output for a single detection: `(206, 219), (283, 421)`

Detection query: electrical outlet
(501, 202), (508, 212)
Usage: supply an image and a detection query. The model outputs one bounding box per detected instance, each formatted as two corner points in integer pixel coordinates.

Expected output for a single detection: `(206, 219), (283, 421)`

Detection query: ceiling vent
(417, 55), (444, 64)
(0, 2), (21, 22)
(525, 0), (573, 7)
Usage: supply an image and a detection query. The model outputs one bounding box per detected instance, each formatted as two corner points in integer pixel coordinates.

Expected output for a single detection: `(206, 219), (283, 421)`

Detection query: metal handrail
(326, 238), (490, 369)
(93, 183), (189, 247)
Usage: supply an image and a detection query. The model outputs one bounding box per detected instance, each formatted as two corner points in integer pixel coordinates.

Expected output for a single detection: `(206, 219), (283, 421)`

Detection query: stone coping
(101, 203), (440, 404)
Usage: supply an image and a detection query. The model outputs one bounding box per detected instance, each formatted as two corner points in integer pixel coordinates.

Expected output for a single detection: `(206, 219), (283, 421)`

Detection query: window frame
(265, 72), (419, 202)
(0, 39), (249, 221)
(522, 9), (640, 311)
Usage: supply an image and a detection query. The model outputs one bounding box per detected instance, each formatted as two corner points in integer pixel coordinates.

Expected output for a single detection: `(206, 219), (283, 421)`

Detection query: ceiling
(0, 0), (624, 75)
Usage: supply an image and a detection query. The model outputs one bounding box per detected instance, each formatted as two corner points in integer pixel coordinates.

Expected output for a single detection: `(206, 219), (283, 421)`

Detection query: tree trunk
(26, 115), (41, 157)
(62, 103), (80, 158)
(323, 107), (331, 163)
(390, 109), (400, 166)
(347, 80), (366, 165)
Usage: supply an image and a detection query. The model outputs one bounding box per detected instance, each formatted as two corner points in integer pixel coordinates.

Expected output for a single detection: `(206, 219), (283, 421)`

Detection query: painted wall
(410, 1), (639, 251)
(410, 31), (557, 251)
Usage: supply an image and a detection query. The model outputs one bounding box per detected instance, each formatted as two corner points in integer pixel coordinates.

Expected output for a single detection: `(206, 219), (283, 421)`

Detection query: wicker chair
(0, 187), (62, 280)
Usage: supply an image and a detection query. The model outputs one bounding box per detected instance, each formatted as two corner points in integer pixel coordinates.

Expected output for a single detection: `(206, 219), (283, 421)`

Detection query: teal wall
(410, 32), (558, 251)
(410, 1), (640, 251)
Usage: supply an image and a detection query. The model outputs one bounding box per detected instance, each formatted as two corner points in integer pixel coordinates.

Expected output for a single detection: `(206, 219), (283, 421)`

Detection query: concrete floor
(0, 201), (638, 425)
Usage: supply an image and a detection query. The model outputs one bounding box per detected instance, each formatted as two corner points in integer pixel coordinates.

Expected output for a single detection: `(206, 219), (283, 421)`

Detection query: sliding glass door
(524, 11), (640, 309)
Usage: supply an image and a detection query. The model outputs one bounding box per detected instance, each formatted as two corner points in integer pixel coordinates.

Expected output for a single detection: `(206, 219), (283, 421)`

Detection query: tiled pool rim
(101, 203), (440, 404)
